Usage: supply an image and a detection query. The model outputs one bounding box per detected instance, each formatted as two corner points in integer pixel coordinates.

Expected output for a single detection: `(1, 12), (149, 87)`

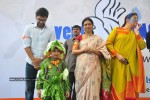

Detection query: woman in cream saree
(72, 17), (110, 100)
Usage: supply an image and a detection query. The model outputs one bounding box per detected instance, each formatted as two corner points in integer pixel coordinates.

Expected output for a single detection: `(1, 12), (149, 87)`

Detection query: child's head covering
(44, 40), (66, 55)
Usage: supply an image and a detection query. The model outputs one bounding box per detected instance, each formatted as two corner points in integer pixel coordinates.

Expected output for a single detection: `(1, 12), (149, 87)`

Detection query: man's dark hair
(36, 7), (49, 17)
(72, 25), (81, 30)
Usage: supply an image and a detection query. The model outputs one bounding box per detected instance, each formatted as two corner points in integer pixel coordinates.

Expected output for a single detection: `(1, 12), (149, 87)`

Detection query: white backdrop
(0, 0), (150, 98)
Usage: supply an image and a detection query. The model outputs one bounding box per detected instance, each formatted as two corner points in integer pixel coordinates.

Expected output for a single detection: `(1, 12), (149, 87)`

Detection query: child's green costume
(36, 40), (70, 100)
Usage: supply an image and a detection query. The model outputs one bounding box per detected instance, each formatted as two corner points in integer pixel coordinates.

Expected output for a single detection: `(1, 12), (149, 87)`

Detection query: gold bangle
(72, 45), (78, 49)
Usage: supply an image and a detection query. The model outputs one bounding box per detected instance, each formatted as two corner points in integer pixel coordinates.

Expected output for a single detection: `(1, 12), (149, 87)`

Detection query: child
(36, 40), (70, 100)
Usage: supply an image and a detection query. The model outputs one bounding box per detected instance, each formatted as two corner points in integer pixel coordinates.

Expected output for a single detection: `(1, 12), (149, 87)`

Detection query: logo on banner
(54, 0), (150, 41)
(89, 0), (126, 40)
(87, 0), (149, 40)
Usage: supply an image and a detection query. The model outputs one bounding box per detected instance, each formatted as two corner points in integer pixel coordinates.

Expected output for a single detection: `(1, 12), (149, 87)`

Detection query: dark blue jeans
(25, 62), (38, 100)
(67, 72), (76, 100)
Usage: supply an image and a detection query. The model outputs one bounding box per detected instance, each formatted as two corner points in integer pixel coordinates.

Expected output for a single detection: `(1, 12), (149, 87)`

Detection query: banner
(0, 0), (150, 98)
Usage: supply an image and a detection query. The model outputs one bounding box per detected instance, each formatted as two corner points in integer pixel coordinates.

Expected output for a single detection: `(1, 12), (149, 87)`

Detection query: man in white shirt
(23, 7), (56, 100)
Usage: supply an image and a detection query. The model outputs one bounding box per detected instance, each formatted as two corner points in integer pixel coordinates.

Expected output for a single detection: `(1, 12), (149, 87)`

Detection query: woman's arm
(72, 39), (102, 56)
(134, 24), (146, 50)
(106, 27), (118, 57)
(72, 40), (85, 55)
(136, 34), (146, 50)
(86, 48), (101, 56)
(93, 49), (102, 56)
(72, 49), (85, 55)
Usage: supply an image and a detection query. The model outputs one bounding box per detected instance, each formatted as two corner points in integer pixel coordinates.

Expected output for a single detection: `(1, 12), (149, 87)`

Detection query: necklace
(51, 60), (60, 66)
(85, 34), (93, 38)
(48, 60), (60, 69)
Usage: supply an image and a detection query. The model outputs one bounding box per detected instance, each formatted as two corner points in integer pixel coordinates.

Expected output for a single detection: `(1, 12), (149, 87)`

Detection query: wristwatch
(40, 56), (44, 61)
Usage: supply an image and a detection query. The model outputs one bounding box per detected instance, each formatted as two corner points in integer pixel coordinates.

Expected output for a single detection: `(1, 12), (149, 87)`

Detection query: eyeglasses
(36, 18), (47, 23)
(129, 18), (138, 23)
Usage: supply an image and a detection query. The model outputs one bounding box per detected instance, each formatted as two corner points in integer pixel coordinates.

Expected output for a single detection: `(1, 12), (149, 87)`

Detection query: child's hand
(37, 89), (41, 98)
(66, 91), (70, 98)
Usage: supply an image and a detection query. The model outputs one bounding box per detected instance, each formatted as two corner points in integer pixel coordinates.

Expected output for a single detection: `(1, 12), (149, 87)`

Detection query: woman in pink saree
(72, 17), (110, 100)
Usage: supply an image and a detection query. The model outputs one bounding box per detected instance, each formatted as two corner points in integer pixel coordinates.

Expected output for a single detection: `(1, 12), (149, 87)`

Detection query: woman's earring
(93, 25), (96, 30)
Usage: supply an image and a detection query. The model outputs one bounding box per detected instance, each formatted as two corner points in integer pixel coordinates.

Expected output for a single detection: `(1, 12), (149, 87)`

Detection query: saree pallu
(106, 27), (146, 100)
(75, 35), (110, 100)
(100, 56), (111, 100)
